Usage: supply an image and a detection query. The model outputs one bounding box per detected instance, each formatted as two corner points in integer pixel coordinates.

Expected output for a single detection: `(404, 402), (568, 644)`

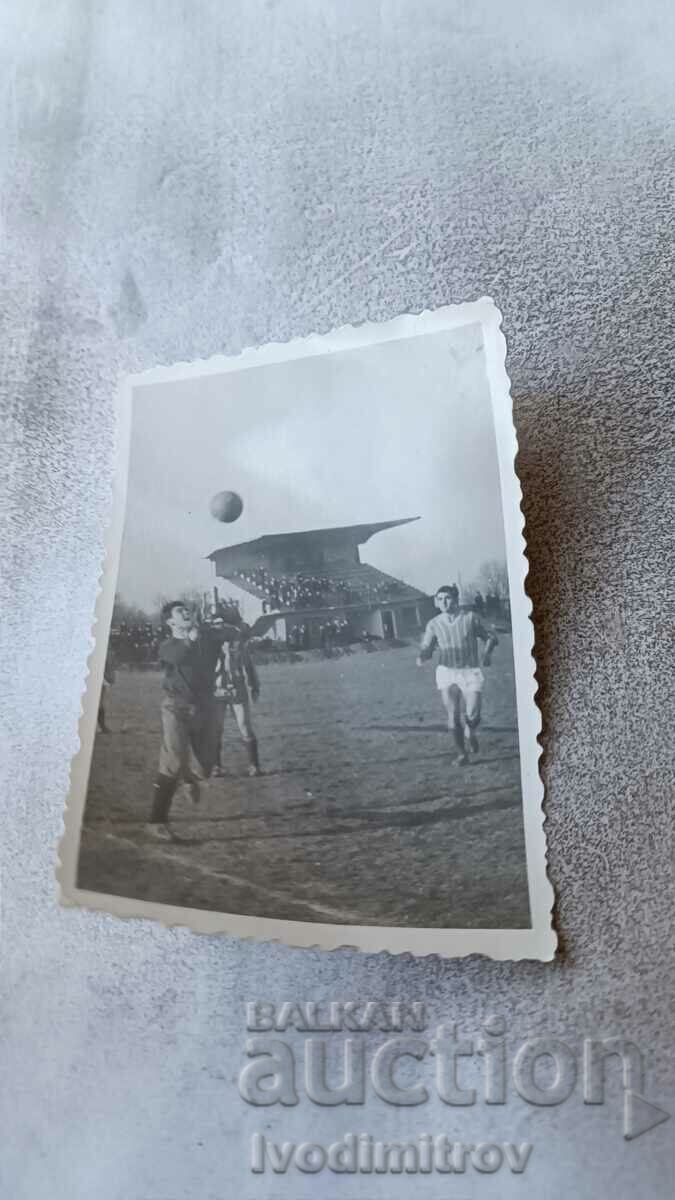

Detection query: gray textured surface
(1, 1), (674, 1197)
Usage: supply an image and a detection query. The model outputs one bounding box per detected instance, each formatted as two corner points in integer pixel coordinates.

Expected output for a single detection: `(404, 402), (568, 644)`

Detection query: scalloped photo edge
(57, 299), (556, 960)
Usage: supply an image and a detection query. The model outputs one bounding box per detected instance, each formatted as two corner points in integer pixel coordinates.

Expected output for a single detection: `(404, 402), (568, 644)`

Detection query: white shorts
(436, 666), (485, 694)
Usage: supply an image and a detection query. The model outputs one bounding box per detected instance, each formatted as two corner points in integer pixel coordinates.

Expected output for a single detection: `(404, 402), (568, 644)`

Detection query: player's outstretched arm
(417, 623), (437, 666)
(248, 612), (283, 640)
(474, 615), (499, 666)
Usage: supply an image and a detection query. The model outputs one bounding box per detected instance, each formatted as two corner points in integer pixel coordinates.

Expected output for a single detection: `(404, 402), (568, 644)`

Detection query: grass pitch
(78, 638), (530, 928)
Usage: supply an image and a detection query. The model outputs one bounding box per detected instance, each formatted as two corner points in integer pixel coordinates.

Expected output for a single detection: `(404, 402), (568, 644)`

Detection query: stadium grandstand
(207, 517), (431, 647)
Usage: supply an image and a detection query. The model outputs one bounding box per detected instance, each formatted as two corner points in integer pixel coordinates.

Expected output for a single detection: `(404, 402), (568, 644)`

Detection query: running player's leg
(233, 698), (261, 776)
(440, 685), (468, 765)
(464, 671), (484, 753)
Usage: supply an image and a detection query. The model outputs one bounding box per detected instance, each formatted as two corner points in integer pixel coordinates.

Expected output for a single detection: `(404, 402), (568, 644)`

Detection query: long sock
(452, 721), (466, 757)
(150, 774), (178, 823)
(245, 736), (260, 771)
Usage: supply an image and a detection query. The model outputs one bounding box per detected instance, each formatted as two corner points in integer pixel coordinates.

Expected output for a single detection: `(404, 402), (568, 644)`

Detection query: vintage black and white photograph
(60, 302), (554, 958)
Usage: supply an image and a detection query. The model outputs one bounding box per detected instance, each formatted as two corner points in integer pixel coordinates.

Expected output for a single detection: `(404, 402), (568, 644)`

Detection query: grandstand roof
(207, 516), (420, 561)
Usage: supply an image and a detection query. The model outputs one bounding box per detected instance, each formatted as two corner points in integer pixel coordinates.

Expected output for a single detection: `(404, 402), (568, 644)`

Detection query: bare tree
(476, 559), (509, 598)
(463, 561), (510, 607)
(112, 593), (151, 625)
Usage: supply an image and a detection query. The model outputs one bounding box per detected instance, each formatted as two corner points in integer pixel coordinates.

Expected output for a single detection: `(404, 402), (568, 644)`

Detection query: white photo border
(57, 298), (557, 960)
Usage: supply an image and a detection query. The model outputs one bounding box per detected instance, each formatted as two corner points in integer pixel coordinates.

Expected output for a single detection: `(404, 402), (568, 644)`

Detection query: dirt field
(78, 637), (530, 928)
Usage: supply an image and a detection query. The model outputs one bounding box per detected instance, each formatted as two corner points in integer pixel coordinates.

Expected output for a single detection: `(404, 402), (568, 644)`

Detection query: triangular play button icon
(624, 1090), (671, 1140)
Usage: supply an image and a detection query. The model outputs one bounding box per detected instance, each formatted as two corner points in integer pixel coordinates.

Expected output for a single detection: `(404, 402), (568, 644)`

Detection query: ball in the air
(209, 490), (243, 523)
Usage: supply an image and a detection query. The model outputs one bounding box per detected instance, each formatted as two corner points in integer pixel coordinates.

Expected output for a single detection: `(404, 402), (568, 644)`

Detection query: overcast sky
(117, 325), (507, 611)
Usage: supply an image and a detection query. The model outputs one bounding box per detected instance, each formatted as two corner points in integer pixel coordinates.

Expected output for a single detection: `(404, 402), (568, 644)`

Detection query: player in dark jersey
(417, 584), (498, 766)
(146, 601), (223, 840)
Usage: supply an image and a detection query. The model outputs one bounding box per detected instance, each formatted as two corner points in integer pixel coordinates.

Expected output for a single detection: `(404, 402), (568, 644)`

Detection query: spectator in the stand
(474, 591), (485, 615)
(233, 564), (415, 615)
(97, 647), (117, 732)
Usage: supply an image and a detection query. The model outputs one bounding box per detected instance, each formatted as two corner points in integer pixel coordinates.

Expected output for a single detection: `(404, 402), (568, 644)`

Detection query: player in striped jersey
(417, 584), (498, 765)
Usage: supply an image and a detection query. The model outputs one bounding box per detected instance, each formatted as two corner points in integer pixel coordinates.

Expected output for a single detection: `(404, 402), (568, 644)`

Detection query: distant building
(207, 517), (430, 647)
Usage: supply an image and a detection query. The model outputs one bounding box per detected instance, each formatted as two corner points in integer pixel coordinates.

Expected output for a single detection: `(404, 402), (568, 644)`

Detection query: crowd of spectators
(367, 577), (404, 601)
(232, 565), (405, 611)
(110, 596), (244, 666)
(110, 622), (161, 667)
(288, 618), (356, 651)
(202, 598), (242, 624)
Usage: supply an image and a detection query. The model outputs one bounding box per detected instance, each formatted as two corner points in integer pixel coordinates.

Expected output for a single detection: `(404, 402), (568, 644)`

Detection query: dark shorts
(158, 699), (218, 780)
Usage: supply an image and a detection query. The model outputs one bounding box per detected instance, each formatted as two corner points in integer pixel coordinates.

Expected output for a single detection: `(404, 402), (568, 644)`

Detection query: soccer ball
(209, 490), (243, 523)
